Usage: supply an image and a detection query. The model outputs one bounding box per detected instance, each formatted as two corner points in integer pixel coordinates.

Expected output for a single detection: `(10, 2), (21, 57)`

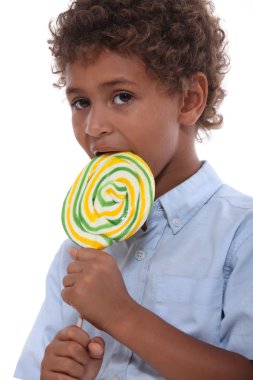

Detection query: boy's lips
(91, 146), (123, 157)
(94, 151), (115, 157)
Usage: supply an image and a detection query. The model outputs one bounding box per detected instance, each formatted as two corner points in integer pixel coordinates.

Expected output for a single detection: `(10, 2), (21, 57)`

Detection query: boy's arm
(63, 247), (253, 380)
(107, 301), (253, 380)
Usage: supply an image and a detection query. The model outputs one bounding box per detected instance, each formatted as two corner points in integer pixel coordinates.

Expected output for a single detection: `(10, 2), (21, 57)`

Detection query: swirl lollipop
(62, 152), (155, 249)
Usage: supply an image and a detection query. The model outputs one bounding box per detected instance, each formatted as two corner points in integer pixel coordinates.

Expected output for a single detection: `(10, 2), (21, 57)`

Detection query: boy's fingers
(70, 246), (78, 260)
(41, 372), (77, 380)
(56, 340), (90, 366)
(69, 246), (107, 262)
(58, 325), (90, 348)
(55, 327), (105, 360)
(88, 336), (105, 359)
(48, 355), (85, 378)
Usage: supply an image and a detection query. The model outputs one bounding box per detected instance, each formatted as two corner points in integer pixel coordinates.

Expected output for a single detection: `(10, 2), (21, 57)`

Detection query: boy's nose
(84, 105), (113, 137)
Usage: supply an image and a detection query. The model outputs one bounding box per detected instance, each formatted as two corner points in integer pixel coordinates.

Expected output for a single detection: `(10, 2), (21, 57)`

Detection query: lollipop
(62, 152), (155, 249)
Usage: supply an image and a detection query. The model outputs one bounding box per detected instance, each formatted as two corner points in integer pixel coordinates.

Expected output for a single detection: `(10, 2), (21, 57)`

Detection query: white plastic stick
(76, 316), (83, 328)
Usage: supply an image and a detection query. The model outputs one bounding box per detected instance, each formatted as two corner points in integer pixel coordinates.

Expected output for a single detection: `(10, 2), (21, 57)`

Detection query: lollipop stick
(76, 315), (83, 328)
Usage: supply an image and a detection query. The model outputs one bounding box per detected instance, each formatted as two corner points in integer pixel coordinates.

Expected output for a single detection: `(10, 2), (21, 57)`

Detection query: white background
(0, 1), (252, 378)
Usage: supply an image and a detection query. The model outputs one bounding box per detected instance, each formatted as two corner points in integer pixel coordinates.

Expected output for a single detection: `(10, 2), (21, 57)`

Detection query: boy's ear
(178, 72), (208, 127)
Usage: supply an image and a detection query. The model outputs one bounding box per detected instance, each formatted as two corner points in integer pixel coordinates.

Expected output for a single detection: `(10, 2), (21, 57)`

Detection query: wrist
(104, 297), (144, 343)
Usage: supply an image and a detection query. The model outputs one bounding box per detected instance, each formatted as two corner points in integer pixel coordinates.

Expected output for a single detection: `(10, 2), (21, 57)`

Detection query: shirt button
(134, 250), (145, 261)
(111, 376), (120, 380)
(172, 217), (180, 227)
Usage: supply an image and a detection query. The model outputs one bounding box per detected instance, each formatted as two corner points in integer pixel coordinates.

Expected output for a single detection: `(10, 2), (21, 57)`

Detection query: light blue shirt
(15, 162), (253, 380)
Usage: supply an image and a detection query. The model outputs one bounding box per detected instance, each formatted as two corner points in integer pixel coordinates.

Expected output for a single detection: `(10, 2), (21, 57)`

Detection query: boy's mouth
(94, 151), (116, 157)
(91, 143), (125, 158)
(94, 151), (103, 157)
(92, 147), (124, 157)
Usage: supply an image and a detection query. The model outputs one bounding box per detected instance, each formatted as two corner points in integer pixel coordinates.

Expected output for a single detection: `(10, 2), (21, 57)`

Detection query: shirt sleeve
(14, 240), (70, 380)
(220, 222), (253, 360)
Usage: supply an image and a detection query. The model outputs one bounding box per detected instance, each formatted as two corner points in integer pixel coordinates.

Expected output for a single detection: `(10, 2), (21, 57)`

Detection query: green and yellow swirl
(62, 152), (155, 249)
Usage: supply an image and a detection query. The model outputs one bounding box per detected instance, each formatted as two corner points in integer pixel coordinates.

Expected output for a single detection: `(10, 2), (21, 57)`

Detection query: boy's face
(65, 50), (199, 197)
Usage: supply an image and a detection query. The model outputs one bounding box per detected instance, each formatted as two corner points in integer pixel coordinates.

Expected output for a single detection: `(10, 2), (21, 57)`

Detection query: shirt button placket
(134, 250), (145, 261)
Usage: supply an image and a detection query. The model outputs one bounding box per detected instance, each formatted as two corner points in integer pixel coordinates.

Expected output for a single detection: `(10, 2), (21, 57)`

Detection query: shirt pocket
(149, 275), (223, 345)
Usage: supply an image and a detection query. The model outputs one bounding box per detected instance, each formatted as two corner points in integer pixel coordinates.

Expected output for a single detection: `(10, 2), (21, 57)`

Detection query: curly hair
(48, 0), (229, 133)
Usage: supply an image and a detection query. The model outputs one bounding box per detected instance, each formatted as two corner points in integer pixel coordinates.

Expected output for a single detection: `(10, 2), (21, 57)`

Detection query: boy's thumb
(88, 336), (105, 359)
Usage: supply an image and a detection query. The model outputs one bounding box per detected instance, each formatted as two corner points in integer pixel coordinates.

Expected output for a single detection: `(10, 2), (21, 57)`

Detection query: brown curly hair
(48, 0), (229, 133)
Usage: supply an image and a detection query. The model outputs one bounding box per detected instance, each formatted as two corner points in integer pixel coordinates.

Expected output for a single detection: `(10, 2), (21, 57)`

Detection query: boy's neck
(154, 153), (201, 199)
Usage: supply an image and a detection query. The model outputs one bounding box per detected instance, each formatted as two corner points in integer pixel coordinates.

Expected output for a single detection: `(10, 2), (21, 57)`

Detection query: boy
(15, 0), (253, 379)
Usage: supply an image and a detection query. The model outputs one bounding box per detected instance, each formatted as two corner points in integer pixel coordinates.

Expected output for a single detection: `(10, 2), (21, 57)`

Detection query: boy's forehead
(68, 50), (145, 72)
(65, 51), (156, 89)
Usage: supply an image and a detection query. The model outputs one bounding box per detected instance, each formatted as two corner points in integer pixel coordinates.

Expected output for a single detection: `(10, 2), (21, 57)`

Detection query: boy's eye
(113, 92), (133, 105)
(72, 98), (90, 110)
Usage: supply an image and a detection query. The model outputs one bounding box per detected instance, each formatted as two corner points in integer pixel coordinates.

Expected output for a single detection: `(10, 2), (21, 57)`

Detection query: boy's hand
(40, 325), (104, 380)
(62, 247), (136, 332)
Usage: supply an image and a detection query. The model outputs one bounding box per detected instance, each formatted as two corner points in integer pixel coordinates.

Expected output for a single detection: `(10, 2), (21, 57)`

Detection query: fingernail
(89, 342), (104, 358)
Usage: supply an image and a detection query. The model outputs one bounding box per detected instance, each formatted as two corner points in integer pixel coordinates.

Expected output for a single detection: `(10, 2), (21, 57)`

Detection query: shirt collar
(156, 161), (223, 234)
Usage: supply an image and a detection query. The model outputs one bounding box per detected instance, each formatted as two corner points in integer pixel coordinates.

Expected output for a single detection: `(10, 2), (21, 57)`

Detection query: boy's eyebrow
(65, 78), (137, 96)
(99, 78), (137, 88)
(66, 87), (82, 96)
